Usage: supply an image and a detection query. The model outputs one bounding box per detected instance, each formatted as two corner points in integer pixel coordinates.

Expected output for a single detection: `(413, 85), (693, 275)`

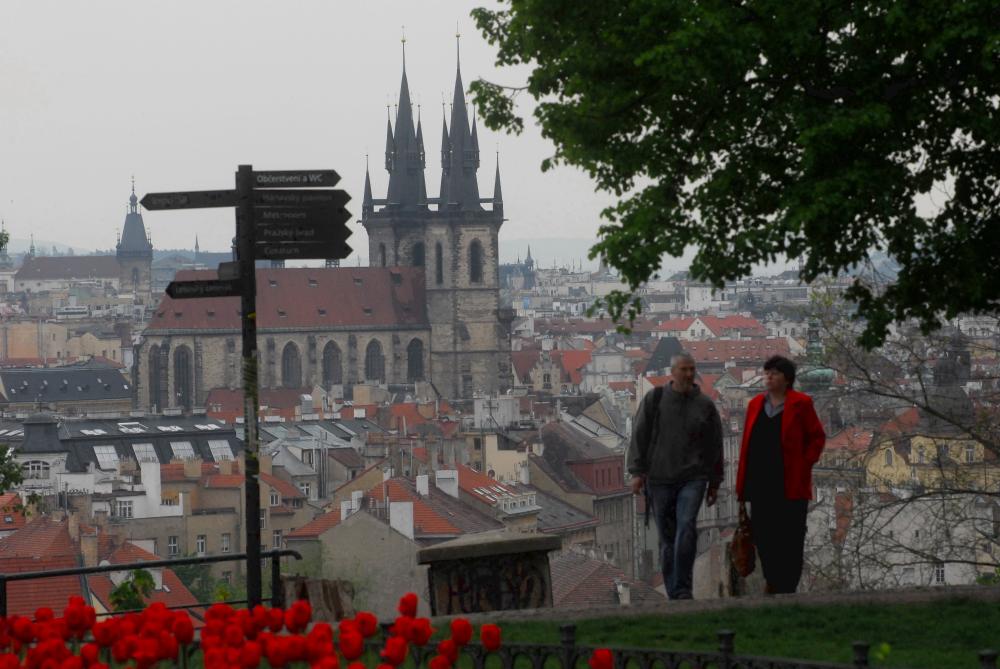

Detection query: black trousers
(749, 497), (808, 594)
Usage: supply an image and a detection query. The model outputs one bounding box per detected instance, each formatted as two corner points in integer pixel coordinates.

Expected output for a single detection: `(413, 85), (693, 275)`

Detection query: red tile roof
(683, 338), (791, 364)
(260, 471), (305, 499)
(203, 474), (244, 489)
(89, 545), (203, 623)
(366, 479), (461, 536)
(287, 508), (342, 539)
(456, 465), (518, 506)
(511, 349), (541, 383)
(654, 317), (696, 332)
(147, 267), (428, 332)
(0, 493), (27, 532)
(0, 518), (84, 617)
(15, 255), (121, 281)
(160, 461), (237, 483)
(826, 427), (874, 453)
(550, 349), (592, 385)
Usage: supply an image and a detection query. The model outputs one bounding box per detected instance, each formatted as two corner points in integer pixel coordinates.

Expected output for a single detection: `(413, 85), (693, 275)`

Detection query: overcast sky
(0, 0), (620, 266)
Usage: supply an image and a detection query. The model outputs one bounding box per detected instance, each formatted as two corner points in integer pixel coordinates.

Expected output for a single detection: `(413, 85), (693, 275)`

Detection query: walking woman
(735, 355), (826, 594)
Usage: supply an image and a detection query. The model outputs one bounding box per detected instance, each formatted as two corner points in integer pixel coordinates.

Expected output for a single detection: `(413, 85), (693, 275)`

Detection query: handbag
(730, 501), (756, 577)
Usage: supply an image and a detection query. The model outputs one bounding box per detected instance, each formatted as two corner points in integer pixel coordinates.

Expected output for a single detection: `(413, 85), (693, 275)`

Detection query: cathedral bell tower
(361, 37), (512, 398)
(116, 178), (154, 304)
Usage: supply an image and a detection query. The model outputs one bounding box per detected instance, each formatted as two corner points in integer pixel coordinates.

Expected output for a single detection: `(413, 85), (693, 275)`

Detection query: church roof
(14, 255), (120, 281)
(147, 267), (429, 332)
(118, 186), (153, 255)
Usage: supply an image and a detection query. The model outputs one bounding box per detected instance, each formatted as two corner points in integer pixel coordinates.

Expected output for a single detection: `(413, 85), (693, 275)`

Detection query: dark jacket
(736, 390), (826, 501)
(628, 382), (724, 486)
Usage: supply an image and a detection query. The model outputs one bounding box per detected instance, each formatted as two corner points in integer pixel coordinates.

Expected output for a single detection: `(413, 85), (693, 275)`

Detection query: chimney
(415, 474), (429, 497)
(614, 579), (631, 606)
(81, 532), (99, 567)
(389, 501), (414, 540)
(351, 490), (363, 512)
(341, 500), (353, 519)
(434, 470), (459, 499)
(519, 460), (530, 485)
(67, 512), (80, 542)
(301, 394), (314, 415)
(183, 457), (202, 479)
(260, 453), (273, 475)
(219, 458), (233, 476)
(427, 441), (439, 472)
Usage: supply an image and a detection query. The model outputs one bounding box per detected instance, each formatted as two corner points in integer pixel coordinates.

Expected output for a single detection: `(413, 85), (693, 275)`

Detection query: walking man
(629, 352), (723, 600)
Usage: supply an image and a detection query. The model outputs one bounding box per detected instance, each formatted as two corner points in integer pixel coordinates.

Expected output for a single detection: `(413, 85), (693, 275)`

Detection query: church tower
(116, 178), (154, 304)
(361, 39), (512, 398)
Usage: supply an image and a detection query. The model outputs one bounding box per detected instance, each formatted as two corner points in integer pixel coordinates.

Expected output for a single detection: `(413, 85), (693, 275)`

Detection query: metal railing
(369, 623), (999, 669)
(0, 548), (302, 617)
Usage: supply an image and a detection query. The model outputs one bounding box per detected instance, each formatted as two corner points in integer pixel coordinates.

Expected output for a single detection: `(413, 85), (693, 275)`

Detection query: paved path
(449, 584), (1000, 624)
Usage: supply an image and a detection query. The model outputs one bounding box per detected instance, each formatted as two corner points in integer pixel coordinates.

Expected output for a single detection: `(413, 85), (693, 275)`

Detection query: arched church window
(412, 242), (425, 267)
(406, 339), (424, 382)
(322, 341), (343, 389)
(281, 342), (302, 388)
(364, 340), (385, 383)
(379, 243), (387, 267)
(173, 345), (193, 411)
(435, 243), (444, 285)
(469, 239), (483, 284)
(148, 344), (162, 412)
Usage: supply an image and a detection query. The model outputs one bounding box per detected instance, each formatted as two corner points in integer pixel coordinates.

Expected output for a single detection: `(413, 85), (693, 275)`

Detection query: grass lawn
(493, 598), (1000, 669)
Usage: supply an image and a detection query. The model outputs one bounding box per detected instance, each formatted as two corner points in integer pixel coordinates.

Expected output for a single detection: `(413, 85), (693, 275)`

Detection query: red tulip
(224, 624), (245, 647)
(59, 656), (83, 669)
(437, 638), (458, 663)
(380, 635), (409, 666)
(80, 642), (100, 665)
(449, 618), (472, 647)
(240, 640), (263, 668)
(171, 615), (194, 646)
(285, 600), (312, 634)
(268, 607), (285, 633)
(348, 662), (367, 669)
(355, 611), (378, 638)
(390, 616), (412, 640)
(429, 653), (453, 669)
(408, 618), (434, 646)
(34, 607), (54, 622)
(339, 630), (364, 661)
(480, 624), (502, 652)
(265, 637), (289, 668)
(589, 649), (614, 669)
(397, 593), (418, 618)
(313, 658), (340, 669)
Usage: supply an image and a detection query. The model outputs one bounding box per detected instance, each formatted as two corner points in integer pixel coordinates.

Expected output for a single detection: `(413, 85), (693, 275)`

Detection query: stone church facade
(362, 52), (514, 397)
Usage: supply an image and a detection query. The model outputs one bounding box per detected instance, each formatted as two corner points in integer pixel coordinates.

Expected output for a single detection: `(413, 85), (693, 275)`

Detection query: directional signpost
(142, 165), (352, 608)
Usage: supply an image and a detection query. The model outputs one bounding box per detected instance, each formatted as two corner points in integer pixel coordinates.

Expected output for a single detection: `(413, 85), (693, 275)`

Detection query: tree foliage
(109, 569), (155, 612)
(471, 1), (1000, 346)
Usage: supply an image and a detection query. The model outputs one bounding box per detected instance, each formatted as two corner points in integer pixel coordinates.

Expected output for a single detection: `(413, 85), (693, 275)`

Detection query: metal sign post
(144, 165), (352, 608)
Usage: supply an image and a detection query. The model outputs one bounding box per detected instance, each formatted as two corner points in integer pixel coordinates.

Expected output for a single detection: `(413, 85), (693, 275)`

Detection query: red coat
(736, 389), (826, 501)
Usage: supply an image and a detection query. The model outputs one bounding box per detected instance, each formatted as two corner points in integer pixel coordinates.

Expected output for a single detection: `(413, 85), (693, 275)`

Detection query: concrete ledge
(417, 531), (561, 564)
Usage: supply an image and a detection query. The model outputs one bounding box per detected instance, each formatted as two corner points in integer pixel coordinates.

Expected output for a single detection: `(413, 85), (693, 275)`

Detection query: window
(918, 447), (926, 464)
(378, 243), (387, 267)
(173, 345), (193, 410)
(322, 341), (343, 389)
(221, 533), (231, 553)
(94, 446), (119, 470)
(209, 440), (233, 462)
(260, 510), (266, 530)
(884, 449), (893, 466)
(281, 342), (302, 388)
(170, 441), (195, 460)
(270, 491), (280, 507)
(435, 242), (443, 284)
(934, 562), (946, 584)
(132, 443), (157, 463)
(272, 529), (283, 549)
(196, 535), (206, 555)
(411, 242), (425, 267)
(406, 339), (424, 382)
(299, 483), (311, 499)
(965, 445), (975, 463)
(221, 571), (232, 585)
(115, 500), (133, 519)
(364, 340), (385, 383)
(168, 536), (178, 557)
(469, 239), (483, 283)
(22, 461), (50, 479)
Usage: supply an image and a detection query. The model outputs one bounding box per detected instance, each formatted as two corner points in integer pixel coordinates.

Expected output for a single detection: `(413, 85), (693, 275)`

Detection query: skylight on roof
(170, 441), (196, 460)
(93, 445), (119, 470)
(195, 424), (221, 431)
(209, 440), (234, 462)
(132, 443), (157, 463)
(157, 425), (183, 432)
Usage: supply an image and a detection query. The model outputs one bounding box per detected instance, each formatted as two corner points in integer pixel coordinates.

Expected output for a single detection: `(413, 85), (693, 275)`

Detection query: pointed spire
(492, 152), (503, 216)
(384, 111), (394, 173)
(383, 40), (427, 209)
(471, 114), (481, 169)
(441, 35), (481, 209)
(363, 155), (374, 214)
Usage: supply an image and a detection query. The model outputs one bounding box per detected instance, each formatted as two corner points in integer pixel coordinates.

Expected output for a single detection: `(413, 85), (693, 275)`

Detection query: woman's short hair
(763, 355), (797, 389)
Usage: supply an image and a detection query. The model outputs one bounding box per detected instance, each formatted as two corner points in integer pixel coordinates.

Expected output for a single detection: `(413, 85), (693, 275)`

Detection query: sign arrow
(166, 279), (242, 299)
(254, 205), (352, 228)
(256, 241), (353, 261)
(253, 189), (351, 207)
(141, 190), (237, 211)
(257, 221), (352, 244)
(253, 170), (340, 188)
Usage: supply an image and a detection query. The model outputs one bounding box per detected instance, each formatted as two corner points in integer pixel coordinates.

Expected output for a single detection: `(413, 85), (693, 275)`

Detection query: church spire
(384, 36), (427, 209)
(492, 152), (503, 216)
(363, 155), (374, 215)
(441, 33), (481, 209)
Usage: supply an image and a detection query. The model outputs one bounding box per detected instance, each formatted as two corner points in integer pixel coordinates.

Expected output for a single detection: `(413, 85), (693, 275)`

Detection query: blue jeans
(649, 479), (707, 599)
